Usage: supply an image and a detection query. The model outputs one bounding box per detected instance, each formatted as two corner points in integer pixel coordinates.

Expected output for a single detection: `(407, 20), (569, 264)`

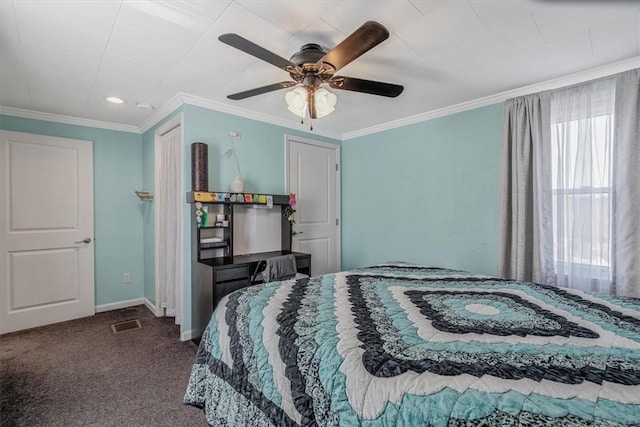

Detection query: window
(550, 83), (615, 293)
(500, 69), (639, 297)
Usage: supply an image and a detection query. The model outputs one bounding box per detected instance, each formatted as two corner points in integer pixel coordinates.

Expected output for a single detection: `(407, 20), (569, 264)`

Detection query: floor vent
(111, 319), (142, 333)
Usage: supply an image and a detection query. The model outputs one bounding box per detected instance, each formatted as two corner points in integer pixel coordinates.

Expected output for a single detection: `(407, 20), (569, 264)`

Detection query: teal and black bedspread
(184, 264), (640, 426)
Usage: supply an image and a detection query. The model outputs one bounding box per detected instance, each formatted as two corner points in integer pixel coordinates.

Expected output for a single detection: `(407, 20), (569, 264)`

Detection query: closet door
(286, 135), (340, 276)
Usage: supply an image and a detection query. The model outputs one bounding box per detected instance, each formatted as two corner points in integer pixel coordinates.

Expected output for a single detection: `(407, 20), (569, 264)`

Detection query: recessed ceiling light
(136, 102), (154, 110)
(106, 96), (124, 104)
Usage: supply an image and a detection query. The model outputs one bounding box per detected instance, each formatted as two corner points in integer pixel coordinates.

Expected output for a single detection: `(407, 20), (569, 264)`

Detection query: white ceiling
(1, 0), (639, 137)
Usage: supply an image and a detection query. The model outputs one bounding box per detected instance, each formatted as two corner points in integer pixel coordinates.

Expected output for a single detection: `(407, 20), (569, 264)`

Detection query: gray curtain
(498, 93), (553, 283)
(612, 69), (640, 297)
(499, 69), (640, 296)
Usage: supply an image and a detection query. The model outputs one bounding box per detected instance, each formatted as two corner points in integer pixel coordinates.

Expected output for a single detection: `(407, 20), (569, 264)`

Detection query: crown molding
(343, 56), (640, 140)
(3, 56), (638, 141)
(139, 92), (342, 140)
(138, 93), (184, 134)
(178, 93), (343, 141)
(0, 106), (140, 134)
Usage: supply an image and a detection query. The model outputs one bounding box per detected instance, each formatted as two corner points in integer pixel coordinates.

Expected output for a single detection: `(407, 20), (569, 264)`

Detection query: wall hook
(135, 191), (154, 201)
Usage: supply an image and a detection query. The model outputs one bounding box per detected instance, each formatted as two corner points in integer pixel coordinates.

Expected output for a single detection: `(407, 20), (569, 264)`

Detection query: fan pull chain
(297, 114), (313, 131)
(299, 116), (313, 131)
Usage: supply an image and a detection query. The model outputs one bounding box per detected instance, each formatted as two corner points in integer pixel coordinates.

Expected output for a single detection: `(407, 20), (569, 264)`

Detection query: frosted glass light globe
(314, 88), (337, 118)
(285, 87), (308, 118)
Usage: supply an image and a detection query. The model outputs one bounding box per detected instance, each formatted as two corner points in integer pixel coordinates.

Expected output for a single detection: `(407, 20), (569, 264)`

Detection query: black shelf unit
(188, 192), (294, 263)
(188, 191), (310, 340)
(200, 242), (229, 249)
(191, 199), (233, 259)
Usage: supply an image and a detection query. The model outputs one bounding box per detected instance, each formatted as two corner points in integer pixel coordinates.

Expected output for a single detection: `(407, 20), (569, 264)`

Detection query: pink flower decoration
(289, 193), (296, 206)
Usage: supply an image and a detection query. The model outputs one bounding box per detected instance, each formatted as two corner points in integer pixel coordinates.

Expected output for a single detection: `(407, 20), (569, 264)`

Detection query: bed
(184, 263), (640, 426)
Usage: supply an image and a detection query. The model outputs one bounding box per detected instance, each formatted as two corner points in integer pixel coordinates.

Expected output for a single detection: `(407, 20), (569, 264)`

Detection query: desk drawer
(296, 256), (310, 270)
(215, 266), (249, 282)
(216, 279), (250, 299)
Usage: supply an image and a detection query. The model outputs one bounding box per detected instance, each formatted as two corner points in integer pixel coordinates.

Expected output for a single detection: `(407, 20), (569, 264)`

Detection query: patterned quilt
(184, 264), (640, 426)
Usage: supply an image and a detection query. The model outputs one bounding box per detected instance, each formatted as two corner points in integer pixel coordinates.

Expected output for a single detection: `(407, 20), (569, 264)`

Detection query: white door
(0, 131), (94, 334)
(286, 136), (340, 276)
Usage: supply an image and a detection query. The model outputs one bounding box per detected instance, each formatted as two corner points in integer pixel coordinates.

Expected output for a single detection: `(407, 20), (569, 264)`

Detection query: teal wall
(341, 103), (504, 276)
(0, 115), (145, 306)
(180, 105), (340, 333)
(2, 101), (504, 336)
(182, 105), (340, 193)
(0, 106), (339, 335)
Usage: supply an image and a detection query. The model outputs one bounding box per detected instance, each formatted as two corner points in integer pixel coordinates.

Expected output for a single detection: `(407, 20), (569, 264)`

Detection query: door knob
(75, 237), (92, 244)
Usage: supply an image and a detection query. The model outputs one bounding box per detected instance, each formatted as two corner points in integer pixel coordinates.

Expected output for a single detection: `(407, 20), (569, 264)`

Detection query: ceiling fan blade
(316, 21), (389, 73)
(328, 76), (403, 97)
(219, 33), (295, 70)
(227, 82), (297, 100)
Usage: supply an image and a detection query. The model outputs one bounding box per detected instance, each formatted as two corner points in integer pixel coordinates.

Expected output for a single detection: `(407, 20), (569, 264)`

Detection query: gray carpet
(0, 306), (208, 426)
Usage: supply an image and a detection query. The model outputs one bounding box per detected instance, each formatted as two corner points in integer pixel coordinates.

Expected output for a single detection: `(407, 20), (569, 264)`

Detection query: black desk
(192, 250), (311, 340)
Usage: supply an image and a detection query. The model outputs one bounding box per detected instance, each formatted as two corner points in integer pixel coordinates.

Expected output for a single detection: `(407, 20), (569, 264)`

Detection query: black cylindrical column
(191, 142), (208, 191)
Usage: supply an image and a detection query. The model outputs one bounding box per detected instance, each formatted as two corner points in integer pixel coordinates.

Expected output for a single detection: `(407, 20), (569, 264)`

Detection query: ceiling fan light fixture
(221, 22), (403, 123)
(285, 86), (337, 119)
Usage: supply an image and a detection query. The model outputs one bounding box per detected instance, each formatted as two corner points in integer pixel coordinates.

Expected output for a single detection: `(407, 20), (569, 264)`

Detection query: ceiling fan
(219, 21), (404, 121)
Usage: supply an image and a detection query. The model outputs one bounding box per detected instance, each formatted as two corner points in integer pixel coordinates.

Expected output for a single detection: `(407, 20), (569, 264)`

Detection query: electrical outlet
(123, 273), (131, 284)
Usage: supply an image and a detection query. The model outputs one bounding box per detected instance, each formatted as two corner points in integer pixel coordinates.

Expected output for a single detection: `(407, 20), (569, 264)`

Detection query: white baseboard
(181, 329), (195, 342)
(96, 298), (193, 341)
(95, 298), (146, 313)
(143, 298), (161, 316)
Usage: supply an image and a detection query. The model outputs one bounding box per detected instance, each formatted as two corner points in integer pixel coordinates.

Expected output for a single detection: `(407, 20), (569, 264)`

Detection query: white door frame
(154, 113), (184, 318)
(284, 134), (341, 272)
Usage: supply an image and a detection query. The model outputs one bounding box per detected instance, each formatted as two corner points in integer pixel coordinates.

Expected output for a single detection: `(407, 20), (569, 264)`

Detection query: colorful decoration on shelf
(194, 191), (213, 202)
(283, 193), (296, 223)
(193, 191), (285, 206)
(195, 203), (209, 227)
(193, 191), (231, 202)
